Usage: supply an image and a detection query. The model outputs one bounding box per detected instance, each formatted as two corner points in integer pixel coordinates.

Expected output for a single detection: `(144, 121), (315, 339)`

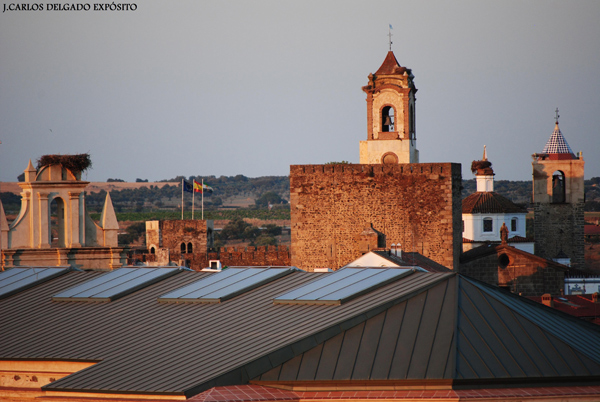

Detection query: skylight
(52, 267), (181, 302)
(158, 267), (294, 303)
(274, 267), (413, 305)
(0, 267), (70, 299)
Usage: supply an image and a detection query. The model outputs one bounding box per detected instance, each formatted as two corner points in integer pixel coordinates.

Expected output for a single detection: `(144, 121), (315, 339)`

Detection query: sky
(1, 0), (599, 183)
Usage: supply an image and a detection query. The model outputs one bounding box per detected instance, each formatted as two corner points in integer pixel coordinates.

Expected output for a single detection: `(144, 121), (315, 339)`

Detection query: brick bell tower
(360, 51), (418, 164)
(532, 109), (585, 268)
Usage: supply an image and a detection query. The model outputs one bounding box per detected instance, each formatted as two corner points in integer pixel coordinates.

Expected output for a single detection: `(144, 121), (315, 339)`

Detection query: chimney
(541, 293), (554, 307)
(592, 292), (599, 304)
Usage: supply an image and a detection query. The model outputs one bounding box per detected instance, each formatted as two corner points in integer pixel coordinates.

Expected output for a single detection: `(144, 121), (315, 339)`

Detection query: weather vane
(388, 24), (393, 51)
(555, 107), (560, 124)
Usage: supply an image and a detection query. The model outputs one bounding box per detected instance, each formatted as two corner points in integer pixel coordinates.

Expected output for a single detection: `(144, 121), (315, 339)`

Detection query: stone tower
(532, 111), (585, 268)
(359, 51), (418, 164)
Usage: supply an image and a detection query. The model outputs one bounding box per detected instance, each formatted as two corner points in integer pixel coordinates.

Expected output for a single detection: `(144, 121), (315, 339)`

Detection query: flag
(183, 180), (193, 193)
(193, 180), (213, 193)
(389, 24), (393, 29)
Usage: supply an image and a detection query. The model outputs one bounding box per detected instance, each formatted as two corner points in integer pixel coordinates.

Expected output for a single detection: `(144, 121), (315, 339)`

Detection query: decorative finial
(388, 24), (393, 51)
(483, 145), (487, 161)
(555, 107), (560, 124)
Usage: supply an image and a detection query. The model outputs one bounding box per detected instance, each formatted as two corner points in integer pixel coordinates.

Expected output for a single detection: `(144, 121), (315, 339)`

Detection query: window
(274, 268), (412, 305)
(52, 267), (181, 302)
(180, 243), (186, 253)
(511, 218), (518, 232)
(158, 267), (294, 303)
(187, 242), (193, 253)
(150, 247), (155, 254)
(483, 218), (493, 233)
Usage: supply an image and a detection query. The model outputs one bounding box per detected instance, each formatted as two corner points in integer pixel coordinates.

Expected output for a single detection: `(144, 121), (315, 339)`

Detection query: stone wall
(164, 245), (291, 270)
(460, 245), (565, 296)
(534, 202), (585, 268)
(290, 163), (462, 271)
(161, 220), (212, 256)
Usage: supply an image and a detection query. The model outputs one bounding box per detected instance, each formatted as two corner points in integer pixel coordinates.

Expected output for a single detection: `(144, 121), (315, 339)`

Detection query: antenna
(388, 24), (393, 51)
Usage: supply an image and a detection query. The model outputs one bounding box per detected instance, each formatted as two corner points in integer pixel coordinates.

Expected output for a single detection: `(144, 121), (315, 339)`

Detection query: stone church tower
(359, 51), (418, 164)
(532, 111), (585, 268)
(290, 52), (461, 271)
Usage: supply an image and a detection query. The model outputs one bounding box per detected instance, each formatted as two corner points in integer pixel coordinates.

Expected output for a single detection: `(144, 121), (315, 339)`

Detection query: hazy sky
(1, 0), (599, 183)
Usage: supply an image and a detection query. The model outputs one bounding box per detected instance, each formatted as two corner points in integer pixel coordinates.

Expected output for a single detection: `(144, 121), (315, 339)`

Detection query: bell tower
(360, 51), (418, 164)
(532, 109), (585, 268)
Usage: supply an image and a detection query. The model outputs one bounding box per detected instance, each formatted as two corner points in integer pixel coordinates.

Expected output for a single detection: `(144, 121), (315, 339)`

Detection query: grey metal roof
(0, 269), (450, 397)
(256, 275), (600, 384)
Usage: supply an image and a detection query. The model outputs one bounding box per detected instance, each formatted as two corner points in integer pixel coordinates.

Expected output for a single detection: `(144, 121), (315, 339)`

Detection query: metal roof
(2, 269), (600, 398)
(256, 275), (600, 383)
(0, 269), (450, 397)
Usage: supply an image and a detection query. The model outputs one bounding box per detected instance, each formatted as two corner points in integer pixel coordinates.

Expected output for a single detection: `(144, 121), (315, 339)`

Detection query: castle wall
(290, 163), (462, 271)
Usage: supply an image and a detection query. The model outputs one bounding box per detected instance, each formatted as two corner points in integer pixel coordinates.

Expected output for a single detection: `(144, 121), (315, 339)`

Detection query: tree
(255, 192), (287, 208)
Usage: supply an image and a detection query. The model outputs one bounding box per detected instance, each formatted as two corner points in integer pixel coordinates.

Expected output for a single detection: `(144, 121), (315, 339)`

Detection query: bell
(384, 116), (392, 126)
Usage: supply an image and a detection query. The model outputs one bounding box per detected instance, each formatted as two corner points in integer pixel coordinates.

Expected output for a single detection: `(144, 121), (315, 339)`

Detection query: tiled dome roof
(542, 122), (575, 156)
(462, 192), (527, 214)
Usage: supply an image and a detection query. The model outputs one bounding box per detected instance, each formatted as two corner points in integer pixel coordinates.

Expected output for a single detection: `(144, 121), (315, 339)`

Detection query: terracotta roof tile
(462, 191), (526, 214)
(375, 51), (407, 75)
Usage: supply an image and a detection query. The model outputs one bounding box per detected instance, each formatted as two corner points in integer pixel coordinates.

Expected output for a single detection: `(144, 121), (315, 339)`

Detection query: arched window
(552, 171), (565, 203)
(511, 218), (518, 232)
(483, 218), (493, 233)
(180, 242), (186, 253)
(187, 242), (193, 254)
(381, 106), (394, 132)
(150, 247), (155, 254)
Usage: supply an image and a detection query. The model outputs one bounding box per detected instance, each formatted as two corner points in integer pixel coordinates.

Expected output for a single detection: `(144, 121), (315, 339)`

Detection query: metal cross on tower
(555, 107), (560, 124)
(388, 24), (393, 51)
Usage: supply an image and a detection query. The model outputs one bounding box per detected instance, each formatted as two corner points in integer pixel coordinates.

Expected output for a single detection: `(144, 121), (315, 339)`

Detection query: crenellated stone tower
(359, 51), (418, 164)
(532, 111), (585, 268)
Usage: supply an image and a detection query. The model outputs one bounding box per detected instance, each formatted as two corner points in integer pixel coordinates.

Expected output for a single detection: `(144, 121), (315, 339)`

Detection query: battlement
(290, 163), (458, 176)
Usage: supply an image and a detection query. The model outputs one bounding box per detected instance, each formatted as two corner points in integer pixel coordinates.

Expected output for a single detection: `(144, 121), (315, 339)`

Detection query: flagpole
(181, 179), (184, 220)
(192, 182), (195, 220)
(202, 179), (204, 221)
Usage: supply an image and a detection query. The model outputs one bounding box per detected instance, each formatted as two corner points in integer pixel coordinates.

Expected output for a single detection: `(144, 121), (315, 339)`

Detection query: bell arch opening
(552, 170), (565, 203)
(381, 106), (395, 132)
(49, 196), (67, 248)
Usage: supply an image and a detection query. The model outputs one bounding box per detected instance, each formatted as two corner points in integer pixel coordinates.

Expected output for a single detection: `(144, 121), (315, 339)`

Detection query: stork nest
(471, 160), (492, 174)
(37, 153), (92, 174)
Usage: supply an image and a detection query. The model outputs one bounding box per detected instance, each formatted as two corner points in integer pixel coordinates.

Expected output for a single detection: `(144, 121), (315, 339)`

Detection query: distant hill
(2, 176), (599, 215)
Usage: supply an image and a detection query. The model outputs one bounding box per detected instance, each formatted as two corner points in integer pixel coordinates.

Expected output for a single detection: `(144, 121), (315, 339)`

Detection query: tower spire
(555, 107), (560, 124)
(388, 24), (393, 51)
